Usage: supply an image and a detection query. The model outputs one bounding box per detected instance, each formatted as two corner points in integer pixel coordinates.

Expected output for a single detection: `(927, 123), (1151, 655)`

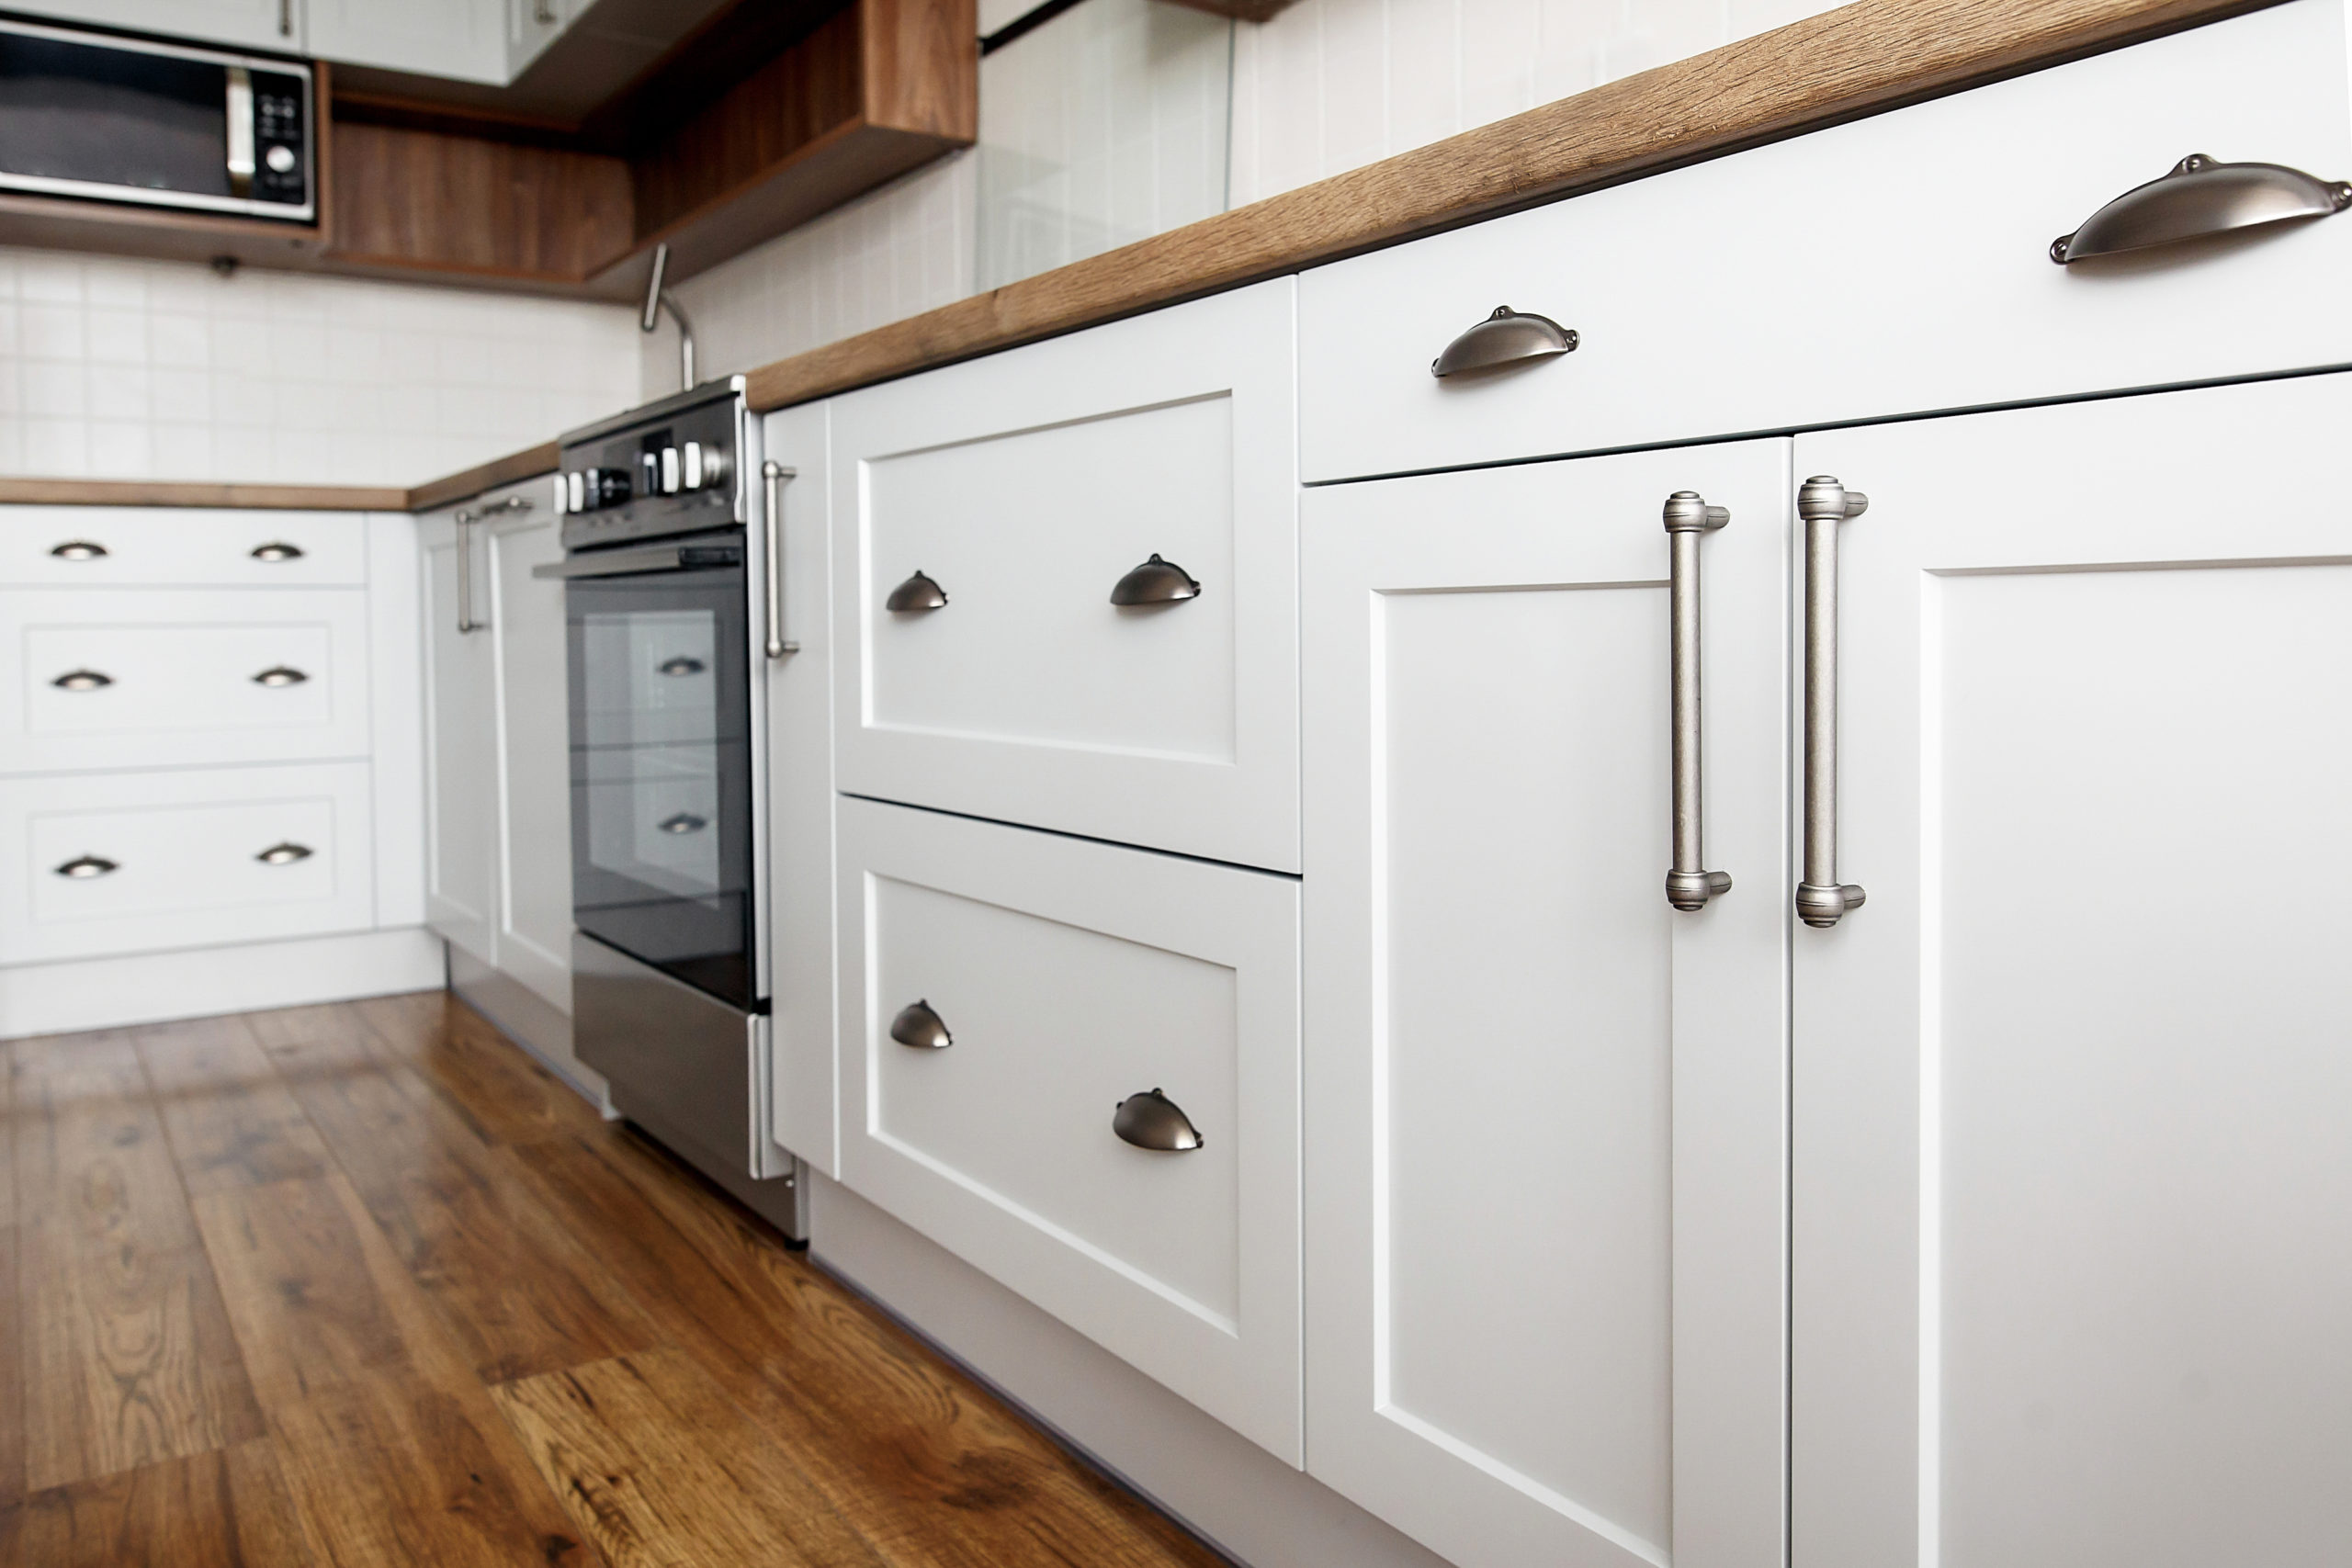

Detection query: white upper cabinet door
(308, 0), (503, 83)
(762, 401), (838, 1176)
(2, 0), (301, 52)
(1789, 371), (2352, 1568)
(504, 0), (569, 75)
(1298, 0), (2352, 481)
(1301, 440), (1792, 1568)
(485, 489), (571, 1013)
(420, 509), (497, 964)
(831, 278), (1300, 873)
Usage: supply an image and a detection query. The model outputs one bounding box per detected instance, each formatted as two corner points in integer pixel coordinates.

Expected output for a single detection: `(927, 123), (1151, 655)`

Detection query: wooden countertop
(0, 0), (2266, 516)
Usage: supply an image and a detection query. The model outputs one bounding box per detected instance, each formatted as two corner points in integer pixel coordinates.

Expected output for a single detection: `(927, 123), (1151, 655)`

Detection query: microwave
(0, 17), (313, 222)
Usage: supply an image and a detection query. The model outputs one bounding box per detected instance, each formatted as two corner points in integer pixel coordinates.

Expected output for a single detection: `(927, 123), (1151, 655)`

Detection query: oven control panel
(558, 386), (743, 551)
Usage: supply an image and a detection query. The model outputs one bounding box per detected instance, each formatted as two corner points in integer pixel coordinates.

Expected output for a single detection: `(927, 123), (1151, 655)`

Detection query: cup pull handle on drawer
(52, 669), (114, 692)
(252, 666), (309, 687)
(887, 570), (948, 612)
(50, 539), (108, 560)
(1430, 306), (1579, 378)
(2052, 154), (2352, 264)
(1109, 553), (1201, 606)
(1663, 491), (1733, 911)
(889, 998), (953, 1049)
(255, 842), (313, 865)
(55, 855), (119, 879)
(250, 540), (305, 562)
(1114, 1089), (1204, 1152)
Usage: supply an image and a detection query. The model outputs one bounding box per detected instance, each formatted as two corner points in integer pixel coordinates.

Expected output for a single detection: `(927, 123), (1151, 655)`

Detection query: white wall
(651, 0), (1845, 400)
(0, 246), (639, 487)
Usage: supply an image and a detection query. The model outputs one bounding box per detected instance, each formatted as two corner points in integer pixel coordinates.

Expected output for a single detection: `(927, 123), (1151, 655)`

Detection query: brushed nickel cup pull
(1430, 306), (1579, 378)
(51, 669), (114, 692)
(2052, 154), (2352, 264)
(657, 812), (708, 835)
(1663, 491), (1733, 911)
(886, 570), (947, 612)
(1110, 553), (1201, 606)
(656, 655), (707, 676)
(250, 540), (305, 562)
(254, 842), (312, 865)
(55, 855), (119, 879)
(252, 665), (309, 687)
(1796, 476), (1869, 929)
(50, 539), (108, 560)
(763, 460), (800, 657)
(889, 998), (953, 1049)
(1113, 1088), (1204, 1152)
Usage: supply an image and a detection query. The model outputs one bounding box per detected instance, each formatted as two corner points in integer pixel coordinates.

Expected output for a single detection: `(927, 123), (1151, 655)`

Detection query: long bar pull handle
(1664, 491), (1733, 910)
(225, 67), (254, 197)
(455, 511), (478, 635)
(1796, 475), (1870, 929)
(763, 460), (799, 658)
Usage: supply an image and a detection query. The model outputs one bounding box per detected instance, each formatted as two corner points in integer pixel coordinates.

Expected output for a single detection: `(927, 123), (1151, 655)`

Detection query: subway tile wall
(0, 246), (639, 486)
(654, 0), (1843, 400)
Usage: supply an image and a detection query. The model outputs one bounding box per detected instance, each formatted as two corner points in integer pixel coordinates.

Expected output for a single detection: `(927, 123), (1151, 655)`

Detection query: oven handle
(226, 67), (255, 197)
(532, 545), (741, 580)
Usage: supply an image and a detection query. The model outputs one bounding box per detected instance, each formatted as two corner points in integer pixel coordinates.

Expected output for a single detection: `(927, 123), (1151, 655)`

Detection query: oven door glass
(566, 553), (756, 1010)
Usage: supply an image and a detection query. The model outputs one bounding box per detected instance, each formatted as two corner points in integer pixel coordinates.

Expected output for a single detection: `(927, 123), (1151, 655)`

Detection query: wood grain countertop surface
(0, 0), (2268, 517)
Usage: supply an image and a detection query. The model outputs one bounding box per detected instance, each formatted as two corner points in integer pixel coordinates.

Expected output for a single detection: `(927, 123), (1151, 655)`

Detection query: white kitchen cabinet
(419, 504), (498, 964)
(504, 0), (571, 74)
(306, 0), (503, 83)
(1300, 440), (1792, 1568)
(1789, 372), (2352, 1568)
(2, 0), (300, 52)
(830, 278), (1300, 873)
(762, 401), (838, 1175)
(1, 508), (366, 587)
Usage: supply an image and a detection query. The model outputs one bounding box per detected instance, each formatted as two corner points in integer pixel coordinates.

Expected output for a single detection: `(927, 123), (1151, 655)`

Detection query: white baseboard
(808, 1175), (1454, 1568)
(0, 926), (446, 1040)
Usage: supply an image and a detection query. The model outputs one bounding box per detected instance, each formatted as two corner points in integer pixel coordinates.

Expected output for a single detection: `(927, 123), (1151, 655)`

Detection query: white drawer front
(838, 797), (1303, 1461)
(1299, 0), (2352, 481)
(833, 279), (1299, 872)
(0, 762), (377, 964)
(1, 589), (371, 773)
(0, 509), (370, 586)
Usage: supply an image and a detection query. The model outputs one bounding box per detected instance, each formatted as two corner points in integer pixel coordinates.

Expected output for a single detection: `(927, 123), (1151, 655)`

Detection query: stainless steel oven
(0, 17), (314, 221)
(539, 379), (801, 1235)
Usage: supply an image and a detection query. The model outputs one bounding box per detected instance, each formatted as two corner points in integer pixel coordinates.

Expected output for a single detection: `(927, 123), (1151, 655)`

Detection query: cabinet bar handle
(1110, 553), (1201, 606)
(763, 460), (799, 657)
(1664, 491), (1733, 910)
(454, 512), (478, 634)
(255, 842), (312, 865)
(1796, 476), (1869, 929)
(889, 999), (953, 1049)
(1114, 1089), (1204, 1152)
(51, 669), (113, 692)
(55, 855), (118, 879)
(2052, 154), (2352, 264)
(50, 539), (107, 560)
(250, 540), (303, 562)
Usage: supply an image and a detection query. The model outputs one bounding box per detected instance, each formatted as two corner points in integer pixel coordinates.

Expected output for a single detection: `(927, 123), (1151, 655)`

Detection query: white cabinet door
(1790, 372), (2352, 1568)
(762, 402), (837, 1175)
(3, 0), (300, 52)
(486, 494), (571, 1012)
(1301, 440), (1792, 1568)
(419, 509), (496, 964)
(307, 0), (503, 82)
(504, 0), (570, 74)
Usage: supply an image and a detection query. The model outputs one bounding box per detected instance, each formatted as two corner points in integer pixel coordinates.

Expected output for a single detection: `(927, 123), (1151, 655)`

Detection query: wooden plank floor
(1, 994), (1228, 1568)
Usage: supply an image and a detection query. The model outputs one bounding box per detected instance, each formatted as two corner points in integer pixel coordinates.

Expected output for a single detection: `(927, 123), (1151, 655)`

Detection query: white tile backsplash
(0, 246), (640, 487)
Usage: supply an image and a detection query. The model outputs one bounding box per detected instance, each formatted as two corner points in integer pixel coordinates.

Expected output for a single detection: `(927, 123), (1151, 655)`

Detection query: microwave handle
(225, 67), (254, 197)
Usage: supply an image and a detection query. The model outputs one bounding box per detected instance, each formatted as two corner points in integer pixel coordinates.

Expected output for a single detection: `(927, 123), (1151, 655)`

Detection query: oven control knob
(565, 471), (586, 512)
(594, 468), (631, 508)
(265, 144), (297, 174)
(696, 446), (730, 491)
(661, 446), (682, 494)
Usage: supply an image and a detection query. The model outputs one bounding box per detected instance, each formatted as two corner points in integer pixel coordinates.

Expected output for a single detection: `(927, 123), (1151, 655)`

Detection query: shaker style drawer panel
(1299, 0), (2352, 481)
(837, 797), (1304, 1461)
(831, 278), (1299, 873)
(0, 761), (376, 964)
(0, 590), (371, 773)
(0, 509), (369, 586)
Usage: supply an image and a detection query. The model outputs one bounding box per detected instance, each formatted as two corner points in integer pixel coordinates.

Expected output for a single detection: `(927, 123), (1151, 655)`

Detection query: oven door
(559, 535), (758, 1010)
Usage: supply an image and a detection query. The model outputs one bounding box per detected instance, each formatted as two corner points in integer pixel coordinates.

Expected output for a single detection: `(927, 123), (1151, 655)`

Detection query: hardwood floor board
(519, 1126), (1225, 1568)
(259, 1030), (654, 1384)
(0, 1438), (314, 1568)
(189, 1170), (601, 1568)
(11, 1033), (266, 1492)
(492, 1348), (892, 1568)
(240, 1003), (363, 1055)
(0, 1228), (22, 1510)
(3, 1039), (17, 1227)
(135, 1019), (332, 1195)
(348, 992), (605, 1150)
